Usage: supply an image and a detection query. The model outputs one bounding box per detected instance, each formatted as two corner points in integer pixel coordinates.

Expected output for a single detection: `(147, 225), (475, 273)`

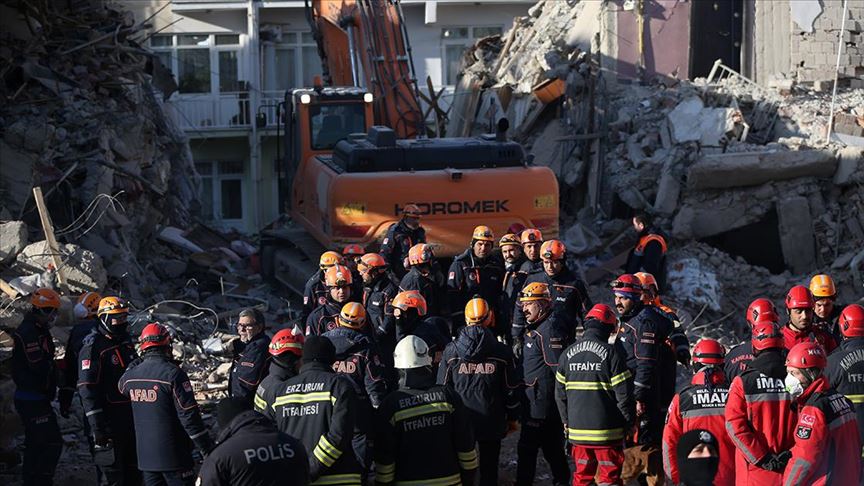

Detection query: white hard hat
(393, 335), (432, 369)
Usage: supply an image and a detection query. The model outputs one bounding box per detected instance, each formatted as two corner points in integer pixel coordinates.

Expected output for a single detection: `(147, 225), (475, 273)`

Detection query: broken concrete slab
(653, 172), (681, 215)
(667, 96), (740, 146)
(0, 221), (27, 264)
(687, 149), (836, 190)
(16, 240), (107, 292)
(834, 147), (864, 186)
(777, 197), (816, 274)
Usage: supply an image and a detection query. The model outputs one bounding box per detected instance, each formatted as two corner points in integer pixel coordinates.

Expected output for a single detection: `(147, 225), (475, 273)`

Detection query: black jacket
(625, 228), (668, 291)
(254, 361), (360, 484)
(77, 327), (138, 434)
(197, 410), (309, 486)
(119, 352), (212, 471)
(500, 257), (529, 339)
(437, 325), (521, 440)
(59, 318), (97, 410)
(380, 220), (426, 278)
(555, 327), (634, 445)
(322, 327), (389, 408)
(826, 337), (864, 443)
(229, 333), (272, 406)
(363, 273), (400, 341)
(446, 249), (504, 324)
(302, 270), (326, 321)
(724, 341), (753, 382)
(512, 267), (592, 341)
(618, 304), (677, 406)
(396, 316), (450, 367)
(11, 314), (56, 401)
(399, 267), (446, 318)
(522, 312), (572, 419)
(305, 297), (361, 337)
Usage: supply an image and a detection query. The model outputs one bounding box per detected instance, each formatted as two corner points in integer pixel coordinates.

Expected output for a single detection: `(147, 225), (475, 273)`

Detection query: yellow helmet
(472, 225), (494, 242)
(338, 302), (366, 329)
(465, 298), (493, 327)
(519, 282), (551, 302)
(319, 251), (344, 270)
(809, 274), (836, 299)
(499, 233), (521, 248)
(97, 296), (129, 316)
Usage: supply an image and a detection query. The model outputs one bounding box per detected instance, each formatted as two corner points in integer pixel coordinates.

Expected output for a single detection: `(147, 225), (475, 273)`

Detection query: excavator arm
(306, 0), (425, 139)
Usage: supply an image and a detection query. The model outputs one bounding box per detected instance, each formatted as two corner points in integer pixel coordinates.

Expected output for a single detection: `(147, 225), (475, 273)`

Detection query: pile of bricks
(792, 3), (864, 86)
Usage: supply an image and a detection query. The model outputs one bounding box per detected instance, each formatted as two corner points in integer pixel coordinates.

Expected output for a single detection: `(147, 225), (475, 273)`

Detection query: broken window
(149, 34), (245, 95)
(441, 26), (503, 85)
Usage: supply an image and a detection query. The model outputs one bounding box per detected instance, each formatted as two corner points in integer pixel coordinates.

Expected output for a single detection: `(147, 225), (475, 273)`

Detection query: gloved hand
(92, 428), (112, 447)
(757, 451), (791, 472)
(512, 337), (523, 360)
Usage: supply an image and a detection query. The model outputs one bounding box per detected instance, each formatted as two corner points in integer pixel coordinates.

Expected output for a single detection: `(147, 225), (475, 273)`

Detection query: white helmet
(393, 335), (432, 369)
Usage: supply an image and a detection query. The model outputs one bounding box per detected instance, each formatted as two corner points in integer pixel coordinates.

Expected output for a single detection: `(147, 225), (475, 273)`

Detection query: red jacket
(724, 351), (797, 486)
(783, 375), (861, 486)
(782, 324), (837, 354)
(662, 369), (734, 486)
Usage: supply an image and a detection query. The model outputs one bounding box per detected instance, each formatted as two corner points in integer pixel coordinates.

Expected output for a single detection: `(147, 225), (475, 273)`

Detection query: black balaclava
(676, 429), (720, 486)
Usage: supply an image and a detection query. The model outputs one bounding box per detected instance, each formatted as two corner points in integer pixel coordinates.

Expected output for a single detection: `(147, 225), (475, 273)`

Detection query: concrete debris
(15, 241), (107, 293)
(833, 147), (864, 186)
(667, 96), (743, 146)
(0, 222), (28, 264)
(686, 149), (837, 190)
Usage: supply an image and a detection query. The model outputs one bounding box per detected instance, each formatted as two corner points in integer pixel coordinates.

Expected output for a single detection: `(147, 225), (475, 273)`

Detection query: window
(441, 26), (504, 85)
(196, 161), (245, 223)
(149, 34), (243, 95)
(309, 102), (367, 150)
(263, 32), (323, 92)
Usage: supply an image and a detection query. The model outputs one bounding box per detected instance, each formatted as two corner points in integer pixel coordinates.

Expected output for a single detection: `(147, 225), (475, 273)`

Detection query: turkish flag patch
(81, 359), (91, 370)
(796, 425), (812, 439)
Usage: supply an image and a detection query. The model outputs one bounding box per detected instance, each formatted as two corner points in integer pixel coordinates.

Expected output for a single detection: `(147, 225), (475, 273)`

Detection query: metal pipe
(826, 0), (849, 145)
(346, 23), (360, 87)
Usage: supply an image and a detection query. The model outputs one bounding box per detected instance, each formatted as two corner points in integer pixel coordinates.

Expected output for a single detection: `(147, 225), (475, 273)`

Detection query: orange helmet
(98, 296), (129, 316)
(407, 244), (434, 266)
(76, 292), (102, 317)
(746, 298), (777, 327)
(472, 225), (494, 242)
(540, 240), (566, 261)
(391, 291), (428, 316)
(692, 339), (725, 365)
(840, 304), (864, 338)
(499, 233), (521, 248)
(342, 244), (365, 257)
(634, 272), (658, 292)
(269, 327), (304, 357)
(139, 323), (171, 351)
(785, 342), (827, 370)
(519, 282), (552, 302)
(338, 302), (367, 329)
(785, 285), (814, 310)
(520, 229), (543, 245)
(324, 265), (353, 287)
(31, 288), (61, 309)
(809, 274), (836, 299)
(357, 253), (387, 274)
(585, 304), (617, 326)
(465, 297), (493, 327)
(402, 204), (422, 218)
(319, 251), (344, 270)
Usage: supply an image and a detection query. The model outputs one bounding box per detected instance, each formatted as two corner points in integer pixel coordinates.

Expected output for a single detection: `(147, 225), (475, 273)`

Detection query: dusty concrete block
(813, 79), (833, 92)
(777, 197), (816, 274)
(667, 96), (738, 146)
(16, 241), (107, 292)
(0, 221), (27, 264)
(671, 202), (763, 240)
(834, 147), (864, 186)
(653, 172), (681, 215)
(687, 150), (837, 190)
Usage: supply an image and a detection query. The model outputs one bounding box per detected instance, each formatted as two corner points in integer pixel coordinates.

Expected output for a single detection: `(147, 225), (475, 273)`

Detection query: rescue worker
(676, 429), (721, 486)
(197, 397), (310, 486)
(253, 327), (305, 413)
(356, 253), (399, 355)
(119, 323), (213, 486)
(302, 251), (345, 321)
(512, 240), (592, 347)
(809, 274), (842, 341)
(635, 272), (691, 367)
(374, 336), (478, 486)
(389, 290), (449, 366)
(783, 285), (837, 353)
(662, 339), (735, 486)
(380, 203), (426, 278)
(725, 320), (796, 486)
(323, 303), (389, 471)
(438, 298), (522, 486)
(555, 303), (634, 486)
(783, 341), (861, 485)
(825, 304), (864, 448)
(724, 298), (778, 381)
(500, 233), (528, 341)
(625, 213), (668, 292)
(255, 335), (362, 485)
(398, 243), (446, 318)
(78, 296), (140, 485)
(10, 288), (63, 486)
(59, 291), (101, 418)
(306, 264), (359, 336)
(342, 244), (365, 273)
(515, 282), (571, 486)
(228, 308), (271, 406)
(519, 228), (543, 275)
(447, 226), (504, 333)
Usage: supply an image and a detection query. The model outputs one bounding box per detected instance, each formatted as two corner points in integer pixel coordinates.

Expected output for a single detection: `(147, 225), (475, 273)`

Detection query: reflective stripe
(313, 435), (341, 467)
(458, 448), (478, 469)
(310, 473), (362, 485)
(662, 439), (674, 479)
(375, 461), (395, 483)
(253, 394), (267, 411)
(565, 381), (613, 391)
(610, 370), (632, 386)
(744, 393), (789, 402)
(680, 407), (726, 418)
(391, 402), (454, 424)
(189, 430), (208, 440)
(829, 410), (857, 430)
(634, 381), (650, 389)
(85, 408), (103, 417)
(725, 421), (758, 464)
(394, 473), (461, 485)
(272, 391), (335, 409)
(566, 427), (625, 442)
(846, 394), (864, 404)
(555, 371), (566, 384)
(783, 458), (812, 486)
(313, 447), (335, 467)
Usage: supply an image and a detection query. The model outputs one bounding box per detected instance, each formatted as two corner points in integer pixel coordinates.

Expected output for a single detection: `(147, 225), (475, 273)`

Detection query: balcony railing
(170, 91), (285, 131)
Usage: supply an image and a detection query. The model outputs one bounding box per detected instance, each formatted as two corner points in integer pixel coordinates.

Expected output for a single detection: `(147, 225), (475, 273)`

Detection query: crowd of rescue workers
(9, 206), (864, 486)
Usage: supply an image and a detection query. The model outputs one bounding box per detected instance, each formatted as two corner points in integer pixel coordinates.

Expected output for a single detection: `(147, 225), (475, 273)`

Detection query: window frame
(149, 33), (244, 96)
(265, 31), (322, 91)
(195, 160), (246, 226)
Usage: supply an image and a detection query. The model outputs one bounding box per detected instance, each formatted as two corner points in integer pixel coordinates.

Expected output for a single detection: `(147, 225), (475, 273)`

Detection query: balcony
(169, 91), (285, 132)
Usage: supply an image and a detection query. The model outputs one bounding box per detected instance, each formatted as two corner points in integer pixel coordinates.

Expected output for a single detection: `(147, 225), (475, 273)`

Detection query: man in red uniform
(725, 320), (797, 486)
(662, 339), (735, 486)
(782, 285), (836, 353)
(783, 342), (862, 485)
(724, 298), (777, 381)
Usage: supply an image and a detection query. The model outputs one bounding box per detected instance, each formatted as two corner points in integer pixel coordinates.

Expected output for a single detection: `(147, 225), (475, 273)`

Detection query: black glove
(58, 389), (74, 418)
(193, 435), (215, 457)
(757, 451), (791, 472)
(92, 428), (112, 447)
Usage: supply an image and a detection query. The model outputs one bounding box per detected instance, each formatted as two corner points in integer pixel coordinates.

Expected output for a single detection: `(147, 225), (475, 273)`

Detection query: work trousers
(571, 444), (625, 486)
(15, 399), (62, 486)
(101, 429), (142, 486)
(477, 439), (502, 486)
(515, 412), (570, 486)
(141, 469), (195, 486)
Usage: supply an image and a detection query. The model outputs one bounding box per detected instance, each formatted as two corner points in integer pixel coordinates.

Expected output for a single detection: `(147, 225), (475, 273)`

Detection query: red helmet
(692, 339), (725, 365)
(751, 320), (783, 351)
(585, 304), (617, 326)
(746, 298), (777, 327)
(269, 327), (305, 357)
(785, 342), (827, 370)
(139, 323), (171, 351)
(611, 274), (643, 296)
(342, 244), (365, 257)
(840, 304), (864, 338)
(785, 285), (814, 310)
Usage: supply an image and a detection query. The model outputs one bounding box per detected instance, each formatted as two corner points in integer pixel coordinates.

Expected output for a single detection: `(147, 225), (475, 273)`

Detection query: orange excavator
(260, 0), (559, 295)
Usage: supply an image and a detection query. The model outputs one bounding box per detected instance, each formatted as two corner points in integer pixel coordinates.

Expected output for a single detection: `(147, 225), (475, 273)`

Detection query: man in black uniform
(625, 212), (668, 292)
(499, 233), (528, 341)
(119, 323), (213, 486)
(398, 243), (446, 318)
(375, 336), (478, 485)
(447, 225), (504, 333)
(389, 291), (450, 367)
(255, 336), (362, 486)
(826, 304), (864, 447)
(10, 288), (63, 486)
(380, 203), (425, 279)
(306, 265), (359, 336)
(253, 327), (305, 413)
(78, 296), (140, 485)
(438, 298), (521, 486)
(515, 282), (571, 486)
(356, 253), (399, 352)
(59, 291), (101, 419)
(228, 308), (271, 406)
(197, 397), (309, 486)
(519, 229), (543, 275)
(302, 251), (345, 322)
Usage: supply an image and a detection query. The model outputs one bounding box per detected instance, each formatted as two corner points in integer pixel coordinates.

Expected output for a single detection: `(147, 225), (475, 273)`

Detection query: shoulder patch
(799, 413), (816, 426)
(796, 425), (812, 440)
